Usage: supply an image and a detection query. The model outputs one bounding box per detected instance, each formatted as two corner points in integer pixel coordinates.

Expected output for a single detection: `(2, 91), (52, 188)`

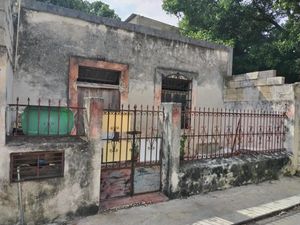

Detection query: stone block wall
(177, 152), (290, 198)
(224, 70), (292, 108)
(224, 70), (297, 172)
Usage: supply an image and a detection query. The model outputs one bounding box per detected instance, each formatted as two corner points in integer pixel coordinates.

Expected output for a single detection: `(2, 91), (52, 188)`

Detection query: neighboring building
(125, 13), (180, 34)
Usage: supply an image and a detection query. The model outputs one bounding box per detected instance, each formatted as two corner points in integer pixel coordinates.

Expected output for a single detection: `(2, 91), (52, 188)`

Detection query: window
(10, 151), (64, 182)
(161, 73), (192, 129)
(78, 66), (120, 85)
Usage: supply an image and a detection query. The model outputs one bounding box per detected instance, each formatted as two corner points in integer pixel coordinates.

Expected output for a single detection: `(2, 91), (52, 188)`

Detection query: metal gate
(100, 105), (164, 201)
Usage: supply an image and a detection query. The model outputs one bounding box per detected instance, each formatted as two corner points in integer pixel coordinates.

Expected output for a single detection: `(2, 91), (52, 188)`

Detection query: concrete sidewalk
(70, 176), (300, 225)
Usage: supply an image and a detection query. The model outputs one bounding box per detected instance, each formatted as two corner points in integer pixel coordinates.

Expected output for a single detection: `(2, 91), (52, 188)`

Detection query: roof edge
(124, 13), (138, 23)
(22, 0), (232, 52)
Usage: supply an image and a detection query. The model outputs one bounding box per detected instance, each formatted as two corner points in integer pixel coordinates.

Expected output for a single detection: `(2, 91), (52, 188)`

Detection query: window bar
(183, 107), (187, 160)
(272, 111), (276, 152)
(215, 108), (219, 158)
(201, 107), (205, 159)
(14, 97), (19, 136)
(197, 107), (201, 159)
(57, 100), (61, 136)
(279, 112), (283, 151)
(246, 109), (250, 154)
(274, 114), (281, 149)
(76, 105), (80, 136)
(281, 112), (285, 150)
(119, 104), (124, 167)
(218, 108), (222, 157)
(155, 106), (160, 163)
(143, 105), (148, 165)
(188, 106), (192, 159)
(192, 107), (196, 159)
(235, 109), (239, 153)
(231, 109), (235, 156)
(37, 98), (41, 136)
(112, 108), (117, 165)
(256, 110), (260, 154)
(211, 108), (214, 158)
(240, 109), (247, 152)
(48, 99), (51, 135)
(26, 98), (30, 135)
(150, 106), (155, 164)
(223, 108), (226, 157)
(266, 111), (270, 152)
(125, 105), (130, 167)
(237, 110), (240, 153)
(273, 112), (277, 152)
(105, 108), (110, 168)
(248, 109), (252, 154)
(270, 112), (274, 152)
(67, 104), (70, 137)
(139, 105), (143, 165)
(278, 112), (282, 151)
(256, 109), (260, 154)
(262, 110), (265, 153)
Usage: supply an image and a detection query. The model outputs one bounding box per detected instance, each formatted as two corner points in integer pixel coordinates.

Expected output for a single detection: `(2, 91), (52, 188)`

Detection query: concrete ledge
(232, 70), (276, 81)
(174, 152), (290, 198)
(227, 77), (285, 88)
(224, 84), (293, 102)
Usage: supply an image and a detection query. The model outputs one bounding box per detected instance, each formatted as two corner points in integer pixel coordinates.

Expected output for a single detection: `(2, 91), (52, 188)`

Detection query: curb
(191, 195), (300, 225)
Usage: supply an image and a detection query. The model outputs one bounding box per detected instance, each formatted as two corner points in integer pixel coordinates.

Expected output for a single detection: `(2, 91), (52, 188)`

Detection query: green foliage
(37, 0), (120, 20)
(163, 0), (300, 83)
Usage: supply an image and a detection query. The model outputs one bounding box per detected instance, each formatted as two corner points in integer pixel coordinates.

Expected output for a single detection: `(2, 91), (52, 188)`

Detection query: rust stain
(172, 106), (181, 125)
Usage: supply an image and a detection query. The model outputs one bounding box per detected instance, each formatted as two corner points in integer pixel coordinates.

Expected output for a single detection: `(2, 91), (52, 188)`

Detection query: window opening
(10, 151), (64, 182)
(161, 73), (192, 128)
(78, 66), (120, 85)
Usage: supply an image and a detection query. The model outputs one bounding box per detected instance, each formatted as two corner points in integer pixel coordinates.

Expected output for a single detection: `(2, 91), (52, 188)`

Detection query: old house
(0, 0), (298, 224)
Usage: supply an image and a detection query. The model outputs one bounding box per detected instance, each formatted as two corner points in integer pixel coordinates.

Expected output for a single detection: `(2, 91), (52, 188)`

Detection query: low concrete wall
(0, 137), (99, 225)
(175, 152), (290, 198)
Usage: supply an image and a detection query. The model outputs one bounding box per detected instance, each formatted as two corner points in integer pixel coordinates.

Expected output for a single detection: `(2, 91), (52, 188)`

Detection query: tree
(37, 0), (120, 20)
(163, 0), (300, 83)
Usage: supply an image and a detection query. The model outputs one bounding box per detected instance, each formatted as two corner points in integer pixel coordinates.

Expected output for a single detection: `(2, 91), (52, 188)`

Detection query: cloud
(94, 0), (179, 26)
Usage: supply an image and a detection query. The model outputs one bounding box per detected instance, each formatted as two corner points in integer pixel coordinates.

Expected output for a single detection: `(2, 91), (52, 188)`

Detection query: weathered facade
(14, 0), (232, 108)
(0, 0), (297, 224)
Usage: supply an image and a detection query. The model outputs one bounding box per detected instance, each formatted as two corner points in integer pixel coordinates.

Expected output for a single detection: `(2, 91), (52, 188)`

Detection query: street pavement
(69, 176), (300, 225)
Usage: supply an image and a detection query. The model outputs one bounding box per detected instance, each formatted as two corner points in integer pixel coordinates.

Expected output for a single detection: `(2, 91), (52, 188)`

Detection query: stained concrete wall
(176, 153), (290, 198)
(224, 70), (296, 171)
(13, 0), (232, 109)
(0, 97), (103, 225)
(0, 0), (14, 144)
(0, 138), (99, 225)
(292, 83), (300, 172)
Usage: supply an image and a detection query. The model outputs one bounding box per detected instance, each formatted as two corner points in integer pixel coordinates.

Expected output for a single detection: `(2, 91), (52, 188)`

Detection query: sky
(90, 0), (179, 26)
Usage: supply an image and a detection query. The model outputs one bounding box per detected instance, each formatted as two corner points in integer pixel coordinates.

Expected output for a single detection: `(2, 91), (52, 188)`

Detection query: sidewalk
(70, 176), (300, 225)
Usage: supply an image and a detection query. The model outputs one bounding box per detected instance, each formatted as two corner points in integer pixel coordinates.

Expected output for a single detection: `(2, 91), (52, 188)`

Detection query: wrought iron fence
(181, 108), (286, 161)
(7, 98), (86, 137)
(101, 105), (164, 169)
